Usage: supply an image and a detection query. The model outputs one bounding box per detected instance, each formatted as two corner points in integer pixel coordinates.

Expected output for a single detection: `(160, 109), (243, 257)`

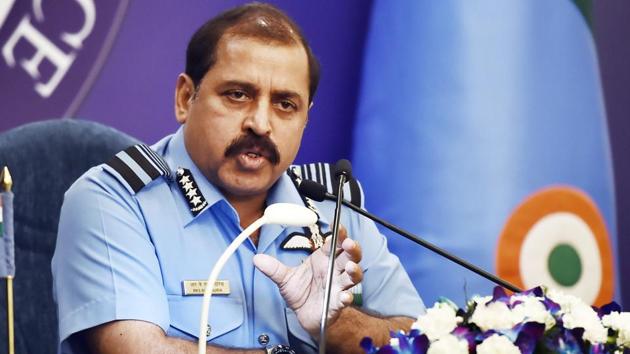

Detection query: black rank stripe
(300, 165), (308, 179)
(323, 163), (332, 195)
(125, 145), (161, 180)
(348, 178), (362, 208)
(135, 145), (165, 177)
(142, 144), (170, 177)
(292, 162), (364, 208)
(331, 163), (340, 200)
(314, 163), (322, 184)
(315, 163), (322, 186)
(107, 155), (145, 193)
(136, 144), (164, 175)
(138, 144), (171, 178)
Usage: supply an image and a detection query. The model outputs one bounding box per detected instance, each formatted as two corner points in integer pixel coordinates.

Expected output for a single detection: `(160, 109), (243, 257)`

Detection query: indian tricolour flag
(0, 175), (14, 278)
(352, 0), (618, 307)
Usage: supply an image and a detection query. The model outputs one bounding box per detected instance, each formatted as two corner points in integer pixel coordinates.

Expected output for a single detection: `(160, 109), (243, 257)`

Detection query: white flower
(470, 300), (515, 331)
(562, 306), (607, 343)
(561, 304), (606, 343)
(477, 334), (521, 354)
(427, 334), (468, 354)
(389, 337), (400, 348)
(546, 289), (587, 314)
(510, 295), (556, 330)
(546, 289), (607, 344)
(602, 311), (630, 347)
(412, 301), (462, 341)
(471, 295), (493, 306)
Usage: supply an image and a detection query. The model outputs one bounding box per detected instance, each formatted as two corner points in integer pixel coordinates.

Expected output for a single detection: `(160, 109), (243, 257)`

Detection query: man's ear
(174, 73), (195, 124)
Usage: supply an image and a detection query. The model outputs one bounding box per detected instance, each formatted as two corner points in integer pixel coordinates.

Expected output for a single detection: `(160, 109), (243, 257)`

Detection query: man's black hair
(185, 2), (320, 103)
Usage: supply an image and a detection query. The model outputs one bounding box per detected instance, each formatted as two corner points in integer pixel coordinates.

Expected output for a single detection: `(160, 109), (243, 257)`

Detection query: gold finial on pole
(1, 166), (14, 354)
(1, 166), (12, 192)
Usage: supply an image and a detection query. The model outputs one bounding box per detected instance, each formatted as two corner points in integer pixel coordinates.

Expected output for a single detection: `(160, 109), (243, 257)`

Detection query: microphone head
(298, 180), (328, 202)
(263, 203), (317, 227)
(334, 159), (353, 180)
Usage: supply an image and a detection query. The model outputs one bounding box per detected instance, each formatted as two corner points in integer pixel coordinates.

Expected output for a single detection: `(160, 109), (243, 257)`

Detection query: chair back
(0, 119), (139, 354)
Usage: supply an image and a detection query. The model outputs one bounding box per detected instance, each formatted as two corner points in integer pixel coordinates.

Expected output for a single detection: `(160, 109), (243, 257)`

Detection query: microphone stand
(329, 193), (522, 293)
(318, 163), (350, 354)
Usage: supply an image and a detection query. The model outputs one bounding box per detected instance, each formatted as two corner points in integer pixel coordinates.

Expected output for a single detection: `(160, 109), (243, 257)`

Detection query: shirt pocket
(168, 295), (244, 342)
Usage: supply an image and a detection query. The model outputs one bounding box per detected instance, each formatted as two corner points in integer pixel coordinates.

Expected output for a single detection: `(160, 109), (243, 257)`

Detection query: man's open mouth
(225, 134), (281, 165)
(245, 151), (264, 159)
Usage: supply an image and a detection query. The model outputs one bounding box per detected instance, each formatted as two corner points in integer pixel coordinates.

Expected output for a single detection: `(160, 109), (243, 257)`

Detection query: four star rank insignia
(176, 168), (208, 216)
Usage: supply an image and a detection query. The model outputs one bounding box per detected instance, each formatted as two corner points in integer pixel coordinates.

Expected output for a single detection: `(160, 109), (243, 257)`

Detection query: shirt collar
(163, 127), (230, 226)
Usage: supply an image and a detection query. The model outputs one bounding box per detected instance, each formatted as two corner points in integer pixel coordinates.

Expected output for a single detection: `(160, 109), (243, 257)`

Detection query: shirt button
(258, 333), (270, 346)
(206, 325), (212, 337)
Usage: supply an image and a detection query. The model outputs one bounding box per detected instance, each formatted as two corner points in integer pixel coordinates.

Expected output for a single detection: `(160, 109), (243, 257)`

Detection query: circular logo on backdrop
(0, 0), (128, 132)
(496, 186), (614, 306)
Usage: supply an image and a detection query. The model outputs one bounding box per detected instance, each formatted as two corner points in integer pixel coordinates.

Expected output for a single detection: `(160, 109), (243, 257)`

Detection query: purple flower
(598, 302), (622, 318)
(492, 287), (509, 303)
(514, 322), (545, 354)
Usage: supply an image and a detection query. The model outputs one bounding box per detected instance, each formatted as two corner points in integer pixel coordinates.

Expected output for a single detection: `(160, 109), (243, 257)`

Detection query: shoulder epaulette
(105, 144), (172, 194)
(291, 162), (364, 208)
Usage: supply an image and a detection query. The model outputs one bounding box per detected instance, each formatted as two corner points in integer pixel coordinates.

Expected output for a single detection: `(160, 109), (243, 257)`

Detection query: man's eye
(277, 100), (297, 112)
(225, 90), (249, 101)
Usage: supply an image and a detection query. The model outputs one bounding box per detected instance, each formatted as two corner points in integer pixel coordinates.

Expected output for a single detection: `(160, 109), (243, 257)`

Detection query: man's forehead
(217, 33), (304, 59)
(208, 35), (309, 93)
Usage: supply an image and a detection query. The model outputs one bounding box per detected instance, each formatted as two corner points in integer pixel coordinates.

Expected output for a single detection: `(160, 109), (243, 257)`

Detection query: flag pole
(1, 167), (14, 354)
(6, 275), (12, 354)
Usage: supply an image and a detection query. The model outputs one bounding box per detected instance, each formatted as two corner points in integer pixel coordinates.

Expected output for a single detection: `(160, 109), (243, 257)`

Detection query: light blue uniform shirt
(52, 127), (424, 353)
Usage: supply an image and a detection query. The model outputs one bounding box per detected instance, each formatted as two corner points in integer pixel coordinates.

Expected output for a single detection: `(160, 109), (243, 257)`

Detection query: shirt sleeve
(348, 210), (426, 318)
(51, 168), (170, 344)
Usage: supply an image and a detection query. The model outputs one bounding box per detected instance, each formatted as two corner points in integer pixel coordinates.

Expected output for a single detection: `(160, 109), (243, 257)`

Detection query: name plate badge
(182, 280), (230, 296)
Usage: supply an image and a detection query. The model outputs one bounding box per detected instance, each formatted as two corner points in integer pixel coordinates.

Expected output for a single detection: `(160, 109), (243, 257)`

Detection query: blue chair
(0, 119), (139, 354)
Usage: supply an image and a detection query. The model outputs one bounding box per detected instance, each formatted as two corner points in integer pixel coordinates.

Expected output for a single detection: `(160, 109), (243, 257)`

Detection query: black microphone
(319, 159), (352, 354)
(298, 179), (522, 293)
(334, 158), (353, 179)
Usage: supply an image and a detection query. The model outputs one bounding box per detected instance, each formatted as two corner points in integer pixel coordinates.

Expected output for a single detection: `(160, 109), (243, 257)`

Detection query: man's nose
(243, 101), (272, 136)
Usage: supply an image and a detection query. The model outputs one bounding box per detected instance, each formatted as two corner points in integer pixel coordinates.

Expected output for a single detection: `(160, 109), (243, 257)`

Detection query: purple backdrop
(594, 0), (630, 308)
(1, 1), (628, 306)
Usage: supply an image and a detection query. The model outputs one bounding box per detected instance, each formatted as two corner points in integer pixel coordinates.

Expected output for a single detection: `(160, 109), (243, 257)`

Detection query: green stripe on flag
(571, 0), (593, 30)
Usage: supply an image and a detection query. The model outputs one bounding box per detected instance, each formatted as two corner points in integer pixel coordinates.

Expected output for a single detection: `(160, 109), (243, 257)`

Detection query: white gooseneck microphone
(198, 203), (317, 354)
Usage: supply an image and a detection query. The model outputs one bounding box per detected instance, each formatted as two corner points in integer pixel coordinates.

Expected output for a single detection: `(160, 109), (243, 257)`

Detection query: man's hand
(253, 226), (363, 337)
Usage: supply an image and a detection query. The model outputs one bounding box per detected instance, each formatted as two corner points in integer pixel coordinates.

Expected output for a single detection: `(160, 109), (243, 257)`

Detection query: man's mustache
(224, 133), (281, 165)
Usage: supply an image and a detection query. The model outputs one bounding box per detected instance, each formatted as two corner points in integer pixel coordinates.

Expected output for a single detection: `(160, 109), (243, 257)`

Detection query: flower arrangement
(361, 287), (630, 354)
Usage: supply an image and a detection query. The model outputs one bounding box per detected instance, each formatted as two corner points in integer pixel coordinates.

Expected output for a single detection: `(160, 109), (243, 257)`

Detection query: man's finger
(339, 290), (353, 307)
(253, 254), (289, 285)
(322, 225), (348, 257)
(342, 237), (361, 262)
(337, 225), (348, 246)
(336, 261), (363, 290)
(334, 238), (362, 273)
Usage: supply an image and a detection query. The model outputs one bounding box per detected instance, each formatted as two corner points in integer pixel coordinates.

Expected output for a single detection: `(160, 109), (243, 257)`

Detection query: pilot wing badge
(280, 163), (334, 253)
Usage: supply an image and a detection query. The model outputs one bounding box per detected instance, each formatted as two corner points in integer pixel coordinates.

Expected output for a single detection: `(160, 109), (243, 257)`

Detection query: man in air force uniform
(52, 3), (424, 353)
